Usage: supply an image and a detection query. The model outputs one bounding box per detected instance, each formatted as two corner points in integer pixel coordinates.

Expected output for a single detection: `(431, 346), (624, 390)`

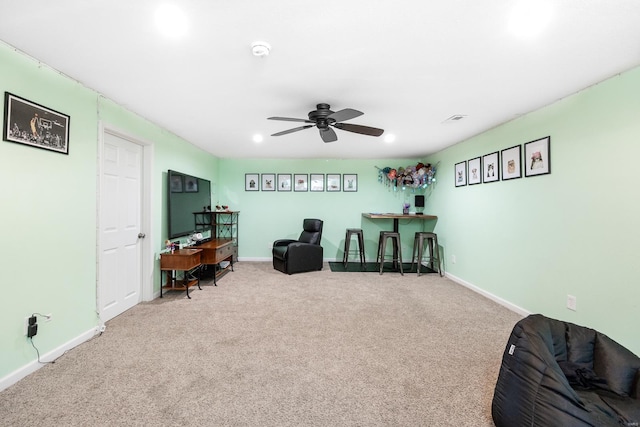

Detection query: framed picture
(343, 174), (358, 192)
(244, 173), (259, 191)
(3, 92), (70, 155)
(261, 173), (275, 191)
(170, 174), (183, 193)
(482, 151), (500, 183)
(185, 175), (199, 192)
(501, 145), (522, 180)
(277, 173), (292, 191)
(468, 157), (481, 185)
(524, 136), (551, 177)
(455, 161), (467, 187)
(310, 174), (324, 192)
(294, 174), (308, 191)
(327, 174), (341, 192)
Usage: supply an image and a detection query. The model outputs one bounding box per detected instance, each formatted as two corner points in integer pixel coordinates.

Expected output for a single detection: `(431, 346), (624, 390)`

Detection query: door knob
(138, 233), (146, 238)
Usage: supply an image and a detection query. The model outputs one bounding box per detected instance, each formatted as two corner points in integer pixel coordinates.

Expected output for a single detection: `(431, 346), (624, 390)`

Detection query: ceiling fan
(268, 103), (384, 143)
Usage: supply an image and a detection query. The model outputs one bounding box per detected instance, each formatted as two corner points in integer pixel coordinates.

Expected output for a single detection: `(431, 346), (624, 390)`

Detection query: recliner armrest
(273, 239), (297, 247)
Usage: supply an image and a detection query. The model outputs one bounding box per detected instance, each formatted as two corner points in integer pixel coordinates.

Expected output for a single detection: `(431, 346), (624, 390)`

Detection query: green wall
(0, 42), (218, 385)
(218, 159), (437, 262)
(425, 66), (640, 355)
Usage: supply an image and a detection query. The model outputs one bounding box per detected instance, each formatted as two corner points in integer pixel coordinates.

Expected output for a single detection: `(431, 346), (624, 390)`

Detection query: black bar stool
(411, 232), (443, 276)
(377, 231), (403, 275)
(342, 228), (366, 268)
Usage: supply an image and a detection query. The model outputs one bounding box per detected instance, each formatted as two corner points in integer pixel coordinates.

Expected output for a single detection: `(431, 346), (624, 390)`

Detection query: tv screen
(167, 170), (212, 239)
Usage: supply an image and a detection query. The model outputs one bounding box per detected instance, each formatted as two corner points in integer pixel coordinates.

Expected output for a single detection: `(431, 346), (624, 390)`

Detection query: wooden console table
(195, 238), (235, 285)
(160, 249), (202, 298)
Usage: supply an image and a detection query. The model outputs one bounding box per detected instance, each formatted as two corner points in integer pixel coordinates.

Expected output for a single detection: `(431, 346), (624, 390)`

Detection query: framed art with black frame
(326, 174), (341, 192)
(294, 174), (308, 191)
(277, 173), (292, 191)
(524, 136), (551, 177)
(245, 173), (259, 191)
(501, 145), (522, 181)
(343, 174), (358, 192)
(3, 92), (71, 155)
(468, 157), (481, 185)
(261, 173), (275, 191)
(310, 174), (324, 192)
(455, 161), (467, 187)
(482, 151), (500, 183)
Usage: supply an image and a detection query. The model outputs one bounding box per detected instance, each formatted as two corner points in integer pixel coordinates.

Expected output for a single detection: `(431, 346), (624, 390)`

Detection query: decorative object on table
(261, 173), (275, 191)
(455, 161), (467, 187)
(524, 136), (551, 177)
(402, 203), (410, 214)
(468, 157), (482, 185)
(277, 173), (292, 191)
(294, 174), (308, 191)
(3, 92), (71, 155)
(501, 145), (522, 181)
(268, 103), (384, 143)
(310, 174), (324, 192)
(326, 174), (341, 192)
(482, 152), (500, 183)
(343, 174), (358, 192)
(376, 162), (436, 192)
(245, 173), (259, 191)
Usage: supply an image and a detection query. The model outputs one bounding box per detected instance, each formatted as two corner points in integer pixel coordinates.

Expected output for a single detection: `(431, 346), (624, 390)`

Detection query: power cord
(29, 337), (55, 365)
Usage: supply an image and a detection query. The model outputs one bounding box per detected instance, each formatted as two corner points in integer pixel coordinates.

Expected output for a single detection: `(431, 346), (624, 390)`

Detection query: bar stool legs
(343, 228), (366, 268)
(377, 231), (403, 275)
(411, 232), (443, 276)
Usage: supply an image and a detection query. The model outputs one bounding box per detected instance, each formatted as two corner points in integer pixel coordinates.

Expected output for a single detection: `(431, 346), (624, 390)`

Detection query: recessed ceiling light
(252, 134), (264, 143)
(155, 4), (188, 39)
(384, 134), (396, 143)
(508, 1), (554, 39)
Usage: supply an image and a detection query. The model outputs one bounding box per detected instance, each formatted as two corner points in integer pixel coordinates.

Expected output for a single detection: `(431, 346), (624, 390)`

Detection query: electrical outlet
(25, 316), (38, 338)
(451, 254), (457, 264)
(567, 295), (577, 311)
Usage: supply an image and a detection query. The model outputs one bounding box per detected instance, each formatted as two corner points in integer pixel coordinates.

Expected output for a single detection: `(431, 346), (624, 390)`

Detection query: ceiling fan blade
(328, 108), (363, 123)
(319, 127), (338, 143)
(333, 122), (384, 137)
(268, 116), (314, 123)
(271, 125), (314, 137)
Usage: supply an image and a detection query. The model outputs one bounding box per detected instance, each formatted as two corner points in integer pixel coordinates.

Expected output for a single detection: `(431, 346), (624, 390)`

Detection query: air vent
(443, 114), (467, 123)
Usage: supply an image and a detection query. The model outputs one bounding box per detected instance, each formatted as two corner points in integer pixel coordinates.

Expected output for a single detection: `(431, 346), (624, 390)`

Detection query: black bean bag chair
(492, 314), (640, 427)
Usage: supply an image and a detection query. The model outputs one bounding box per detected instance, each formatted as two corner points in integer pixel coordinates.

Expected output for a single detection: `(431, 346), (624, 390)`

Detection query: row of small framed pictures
(245, 173), (358, 192)
(455, 136), (551, 187)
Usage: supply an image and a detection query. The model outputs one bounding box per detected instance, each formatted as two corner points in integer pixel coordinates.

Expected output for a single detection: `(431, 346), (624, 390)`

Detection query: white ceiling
(1, 1), (639, 159)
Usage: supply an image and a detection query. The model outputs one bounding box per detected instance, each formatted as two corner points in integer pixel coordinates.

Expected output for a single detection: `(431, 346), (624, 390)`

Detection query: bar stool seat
(342, 228), (366, 268)
(377, 231), (403, 275)
(411, 232), (443, 276)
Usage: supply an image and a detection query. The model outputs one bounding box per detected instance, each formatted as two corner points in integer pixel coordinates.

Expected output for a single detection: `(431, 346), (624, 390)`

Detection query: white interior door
(99, 132), (143, 322)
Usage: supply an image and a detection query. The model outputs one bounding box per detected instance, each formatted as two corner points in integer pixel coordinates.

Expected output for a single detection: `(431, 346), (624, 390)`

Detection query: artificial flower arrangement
(377, 162), (436, 191)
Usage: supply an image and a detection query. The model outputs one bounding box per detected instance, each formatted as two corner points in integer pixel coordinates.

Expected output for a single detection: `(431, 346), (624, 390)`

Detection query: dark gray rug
(329, 261), (437, 274)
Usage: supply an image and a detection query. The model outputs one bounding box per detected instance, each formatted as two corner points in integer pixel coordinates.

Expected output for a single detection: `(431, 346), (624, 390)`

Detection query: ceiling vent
(442, 114), (467, 123)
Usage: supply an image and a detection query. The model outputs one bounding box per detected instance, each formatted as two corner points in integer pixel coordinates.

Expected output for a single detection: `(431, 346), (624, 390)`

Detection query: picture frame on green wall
(3, 92), (70, 155)
(501, 145), (522, 181)
(524, 136), (551, 177)
(343, 174), (358, 192)
(482, 152), (500, 183)
(468, 157), (481, 185)
(455, 161), (467, 187)
(327, 174), (341, 192)
(277, 173), (292, 191)
(310, 174), (324, 192)
(245, 173), (259, 191)
(294, 174), (308, 192)
(261, 173), (275, 191)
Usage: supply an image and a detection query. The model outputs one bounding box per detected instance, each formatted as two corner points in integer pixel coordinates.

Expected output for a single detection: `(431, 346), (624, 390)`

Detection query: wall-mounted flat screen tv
(167, 170), (212, 239)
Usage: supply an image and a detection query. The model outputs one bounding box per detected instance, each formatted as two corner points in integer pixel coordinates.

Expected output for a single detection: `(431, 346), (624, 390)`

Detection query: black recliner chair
(272, 218), (323, 274)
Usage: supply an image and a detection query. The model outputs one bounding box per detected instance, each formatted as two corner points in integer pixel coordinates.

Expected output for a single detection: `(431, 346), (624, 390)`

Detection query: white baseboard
(445, 271), (530, 317)
(0, 327), (98, 392)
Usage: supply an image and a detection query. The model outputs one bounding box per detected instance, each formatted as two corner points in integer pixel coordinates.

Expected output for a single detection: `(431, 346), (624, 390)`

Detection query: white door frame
(97, 122), (155, 322)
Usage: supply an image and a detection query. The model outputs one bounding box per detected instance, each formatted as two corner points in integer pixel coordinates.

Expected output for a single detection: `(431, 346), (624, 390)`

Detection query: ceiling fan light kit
(268, 103), (384, 143)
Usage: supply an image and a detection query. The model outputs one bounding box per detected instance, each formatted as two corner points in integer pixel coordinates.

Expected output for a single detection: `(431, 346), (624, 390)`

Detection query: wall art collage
(455, 136), (550, 187)
(245, 173), (358, 192)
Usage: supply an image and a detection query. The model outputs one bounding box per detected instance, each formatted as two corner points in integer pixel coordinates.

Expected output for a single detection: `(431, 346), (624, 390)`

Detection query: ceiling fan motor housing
(309, 104), (336, 130)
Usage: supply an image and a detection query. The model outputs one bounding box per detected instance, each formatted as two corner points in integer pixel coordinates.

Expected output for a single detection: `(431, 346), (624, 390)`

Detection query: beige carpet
(1, 262), (522, 426)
